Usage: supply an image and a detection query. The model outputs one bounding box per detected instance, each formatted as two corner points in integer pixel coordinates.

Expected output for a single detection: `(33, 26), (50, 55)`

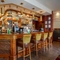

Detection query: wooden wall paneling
(0, 21), (2, 26)
(10, 35), (17, 60)
(51, 11), (53, 31)
(42, 14), (53, 32)
(0, 7), (1, 14)
(42, 15), (47, 32)
(1, 7), (2, 14)
(0, 6), (4, 14)
(0, 3), (41, 17)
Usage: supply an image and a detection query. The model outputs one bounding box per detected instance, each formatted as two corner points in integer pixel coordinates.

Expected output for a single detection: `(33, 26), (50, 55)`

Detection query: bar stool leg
(45, 40), (48, 50)
(29, 45), (31, 60)
(48, 39), (50, 49)
(51, 39), (52, 46)
(23, 49), (25, 60)
(50, 39), (53, 49)
(36, 43), (38, 56)
(43, 41), (45, 52)
(49, 39), (52, 49)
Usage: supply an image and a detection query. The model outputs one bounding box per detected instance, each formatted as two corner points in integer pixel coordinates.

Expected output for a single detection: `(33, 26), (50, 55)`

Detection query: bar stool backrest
(23, 34), (31, 44)
(36, 33), (41, 41)
(43, 33), (48, 41)
(49, 32), (53, 39)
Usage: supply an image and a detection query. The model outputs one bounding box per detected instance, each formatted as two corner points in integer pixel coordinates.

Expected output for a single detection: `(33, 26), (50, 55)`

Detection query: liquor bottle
(7, 28), (11, 34)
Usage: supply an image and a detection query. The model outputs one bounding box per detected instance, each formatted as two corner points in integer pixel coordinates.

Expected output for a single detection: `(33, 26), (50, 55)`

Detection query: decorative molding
(0, 3), (41, 15)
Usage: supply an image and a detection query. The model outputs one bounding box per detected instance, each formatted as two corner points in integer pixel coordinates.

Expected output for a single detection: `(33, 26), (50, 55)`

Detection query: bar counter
(0, 32), (43, 60)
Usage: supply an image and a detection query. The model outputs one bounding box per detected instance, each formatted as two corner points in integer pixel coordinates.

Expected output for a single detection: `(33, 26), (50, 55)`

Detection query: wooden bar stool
(48, 32), (53, 49)
(42, 32), (48, 52)
(17, 34), (31, 60)
(35, 33), (42, 56)
(31, 33), (42, 56)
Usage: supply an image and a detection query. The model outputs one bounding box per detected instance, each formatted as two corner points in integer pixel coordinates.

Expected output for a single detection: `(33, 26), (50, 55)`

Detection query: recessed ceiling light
(32, 8), (35, 10)
(40, 11), (43, 13)
(20, 3), (23, 5)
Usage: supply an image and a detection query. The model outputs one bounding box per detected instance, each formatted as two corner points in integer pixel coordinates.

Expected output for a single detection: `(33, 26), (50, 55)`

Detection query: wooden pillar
(51, 11), (53, 31)
(44, 15), (47, 32)
(10, 35), (17, 60)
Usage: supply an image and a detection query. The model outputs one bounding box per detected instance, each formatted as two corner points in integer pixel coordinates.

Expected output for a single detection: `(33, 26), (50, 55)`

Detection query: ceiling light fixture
(32, 8), (35, 10)
(20, 3), (23, 5)
(40, 11), (42, 13)
(56, 12), (60, 16)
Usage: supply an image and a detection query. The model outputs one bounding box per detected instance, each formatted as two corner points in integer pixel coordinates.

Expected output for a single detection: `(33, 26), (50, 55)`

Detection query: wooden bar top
(0, 32), (43, 39)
